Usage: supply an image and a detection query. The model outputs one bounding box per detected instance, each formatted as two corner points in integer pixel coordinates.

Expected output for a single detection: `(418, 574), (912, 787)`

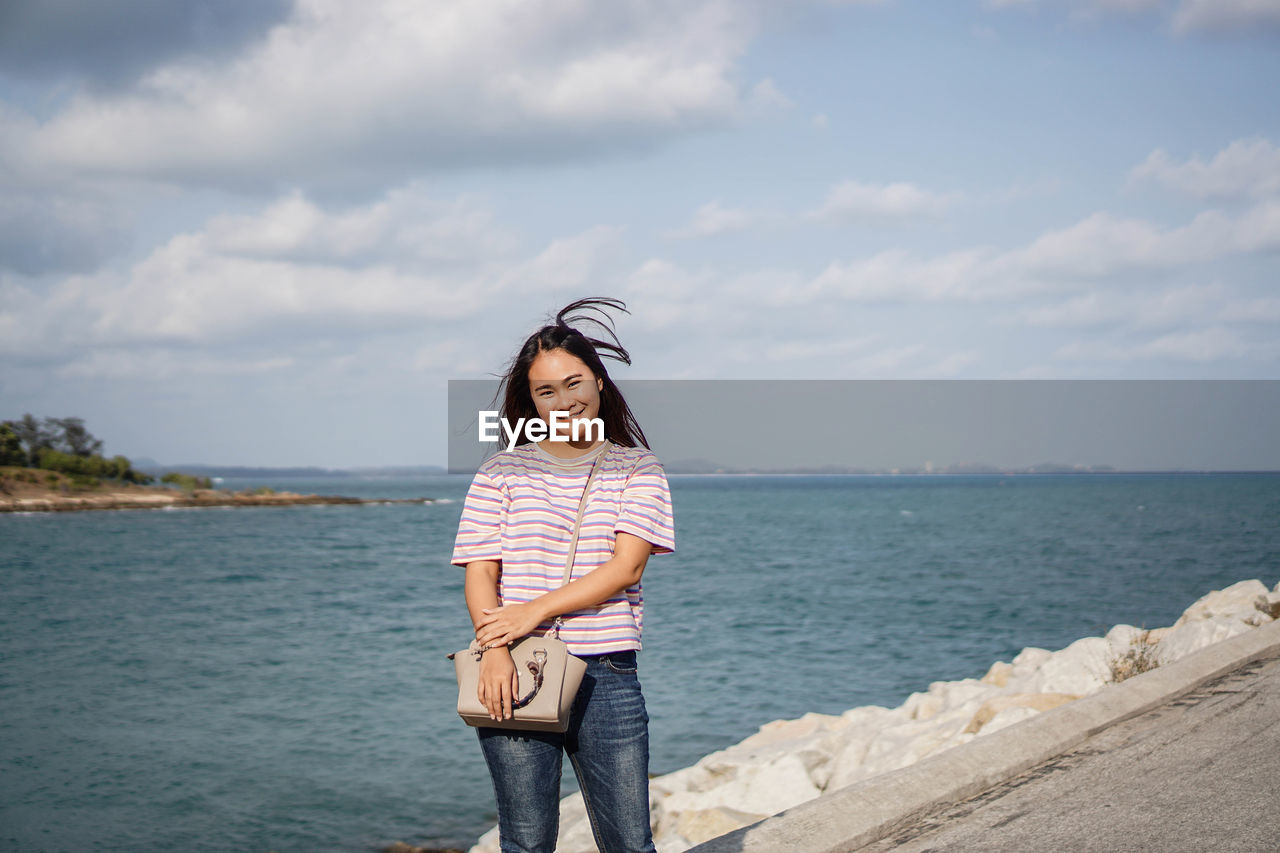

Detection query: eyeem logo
(478, 411), (605, 451)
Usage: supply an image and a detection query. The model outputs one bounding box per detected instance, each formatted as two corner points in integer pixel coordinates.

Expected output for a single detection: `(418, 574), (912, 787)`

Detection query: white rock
(1001, 646), (1053, 692)
(852, 704), (978, 782)
(1174, 579), (1271, 626)
(901, 678), (997, 721)
(474, 580), (1278, 853)
(839, 704), (898, 727)
(547, 792), (597, 853)
(1010, 646), (1052, 671)
(977, 704), (1040, 736)
(737, 712), (844, 748)
(674, 806), (765, 846)
(469, 824), (499, 853)
(964, 692), (1079, 735)
(1155, 614), (1253, 663)
(657, 751), (821, 819)
(1018, 636), (1112, 696)
(981, 660), (1013, 687)
(655, 833), (694, 853)
(1105, 623), (1147, 652)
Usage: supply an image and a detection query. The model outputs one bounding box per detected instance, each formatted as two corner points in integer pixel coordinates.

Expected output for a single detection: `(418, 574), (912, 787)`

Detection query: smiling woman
(450, 297), (676, 853)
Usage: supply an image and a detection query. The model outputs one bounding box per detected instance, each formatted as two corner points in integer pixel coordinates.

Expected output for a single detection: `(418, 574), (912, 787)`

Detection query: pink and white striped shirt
(451, 441), (675, 655)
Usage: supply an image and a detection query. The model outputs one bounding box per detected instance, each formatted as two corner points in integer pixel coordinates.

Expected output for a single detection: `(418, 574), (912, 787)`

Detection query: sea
(2, 472), (1278, 852)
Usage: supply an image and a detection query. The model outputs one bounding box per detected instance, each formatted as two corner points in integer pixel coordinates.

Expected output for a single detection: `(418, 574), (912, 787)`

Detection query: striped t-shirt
(451, 441), (675, 655)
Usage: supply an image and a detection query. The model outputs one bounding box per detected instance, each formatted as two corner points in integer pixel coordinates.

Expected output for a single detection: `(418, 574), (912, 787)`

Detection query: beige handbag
(449, 444), (607, 732)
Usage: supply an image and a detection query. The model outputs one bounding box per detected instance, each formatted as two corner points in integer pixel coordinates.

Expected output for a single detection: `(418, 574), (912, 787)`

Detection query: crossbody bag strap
(550, 440), (610, 638)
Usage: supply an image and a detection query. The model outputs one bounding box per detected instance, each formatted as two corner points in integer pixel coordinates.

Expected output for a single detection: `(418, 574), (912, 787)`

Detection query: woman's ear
(597, 377), (604, 393)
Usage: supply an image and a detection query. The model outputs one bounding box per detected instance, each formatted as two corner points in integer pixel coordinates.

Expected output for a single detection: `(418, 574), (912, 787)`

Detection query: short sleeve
(615, 453), (676, 555)
(450, 462), (505, 566)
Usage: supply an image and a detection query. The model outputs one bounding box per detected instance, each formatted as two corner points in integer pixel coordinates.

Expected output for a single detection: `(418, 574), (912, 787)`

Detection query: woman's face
(527, 348), (604, 443)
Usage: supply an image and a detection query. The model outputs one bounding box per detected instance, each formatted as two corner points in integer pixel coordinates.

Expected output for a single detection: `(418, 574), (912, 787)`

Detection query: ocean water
(2, 473), (1278, 852)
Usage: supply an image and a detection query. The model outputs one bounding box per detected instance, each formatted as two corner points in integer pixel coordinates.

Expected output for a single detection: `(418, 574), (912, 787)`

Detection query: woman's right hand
(478, 645), (519, 720)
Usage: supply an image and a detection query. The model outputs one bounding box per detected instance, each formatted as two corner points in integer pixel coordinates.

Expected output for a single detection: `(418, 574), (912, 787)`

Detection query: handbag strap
(550, 440), (609, 637)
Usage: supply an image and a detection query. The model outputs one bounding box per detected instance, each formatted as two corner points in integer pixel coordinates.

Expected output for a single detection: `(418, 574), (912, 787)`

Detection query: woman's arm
(464, 559), (520, 721)
(471, 531), (652, 650)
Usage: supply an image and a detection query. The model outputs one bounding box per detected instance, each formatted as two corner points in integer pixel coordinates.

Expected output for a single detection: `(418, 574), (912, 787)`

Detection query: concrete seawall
(690, 615), (1280, 853)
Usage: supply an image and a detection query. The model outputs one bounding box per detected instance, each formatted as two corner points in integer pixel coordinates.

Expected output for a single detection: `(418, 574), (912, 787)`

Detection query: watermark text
(478, 411), (605, 451)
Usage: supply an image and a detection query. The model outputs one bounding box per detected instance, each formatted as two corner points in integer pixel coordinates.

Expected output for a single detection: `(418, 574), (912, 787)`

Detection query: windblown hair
(498, 297), (649, 449)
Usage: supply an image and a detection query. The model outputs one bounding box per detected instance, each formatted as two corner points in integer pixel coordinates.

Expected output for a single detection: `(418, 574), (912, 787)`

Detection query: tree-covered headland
(0, 414), (154, 487)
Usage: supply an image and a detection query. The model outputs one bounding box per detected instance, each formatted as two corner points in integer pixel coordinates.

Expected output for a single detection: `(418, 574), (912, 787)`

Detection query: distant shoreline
(660, 468), (1280, 477)
(1, 492), (434, 514)
(0, 467), (434, 514)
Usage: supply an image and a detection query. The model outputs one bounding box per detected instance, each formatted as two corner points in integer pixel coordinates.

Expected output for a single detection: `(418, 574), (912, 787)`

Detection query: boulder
(964, 692), (1079, 735)
(981, 660), (1013, 687)
(1018, 636), (1111, 696)
(1155, 614), (1254, 664)
(976, 704), (1040, 736)
(1174, 579), (1272, 627)
(655, 751), (822, 821)
(674, 806), (766, 846)
(852, 704), (978, 782)
(901, 679), (996, 722)
(736, 712), (844, 748)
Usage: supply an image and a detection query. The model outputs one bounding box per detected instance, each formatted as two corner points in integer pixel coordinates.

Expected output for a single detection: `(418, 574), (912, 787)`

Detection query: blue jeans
(477, 650), (656, 853)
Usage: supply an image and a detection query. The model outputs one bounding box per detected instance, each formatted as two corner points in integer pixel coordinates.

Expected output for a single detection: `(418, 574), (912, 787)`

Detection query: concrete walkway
(858, 651), (1280, 852)
(691, 618), (1280, 853)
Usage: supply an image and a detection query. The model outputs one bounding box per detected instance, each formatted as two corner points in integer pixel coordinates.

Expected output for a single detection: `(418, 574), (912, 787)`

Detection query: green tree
(3, 414), (54, 467)
(49, 417), (104, 457)
(0, 423), (24, 466)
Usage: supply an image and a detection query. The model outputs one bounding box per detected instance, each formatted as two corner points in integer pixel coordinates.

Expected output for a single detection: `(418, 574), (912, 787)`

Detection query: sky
(1, 0), (1278, 468)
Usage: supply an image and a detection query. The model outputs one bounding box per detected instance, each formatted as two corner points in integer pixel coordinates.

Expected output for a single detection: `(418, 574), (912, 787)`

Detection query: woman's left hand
(475, 602), (544, 648)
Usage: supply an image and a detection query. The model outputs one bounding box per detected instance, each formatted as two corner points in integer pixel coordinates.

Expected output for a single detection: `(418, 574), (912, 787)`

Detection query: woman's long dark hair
(498, 297), (649, 449)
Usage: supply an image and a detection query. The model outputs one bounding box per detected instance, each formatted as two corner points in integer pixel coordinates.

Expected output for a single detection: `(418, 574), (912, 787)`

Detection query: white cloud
(1130, 138), (1280, 200)
(1054, 326), (1270, 363)
(810, 180), (956, 223)
(204, 186), (518, 266)
(1172, 0), (1280, 33)
(56, 350), (296, 381)
(982, 0), (1280, 33)
(672, 179), (959, 239)
(1009, 282), (1228, 328)
(6, 0), (771, 190)
(794, 198), (1280, 304)
(806, 247), (998, 302)
(1002, 203), (1280, 278)
(666, 201), (764, 239)
(0, 187), (625, 375)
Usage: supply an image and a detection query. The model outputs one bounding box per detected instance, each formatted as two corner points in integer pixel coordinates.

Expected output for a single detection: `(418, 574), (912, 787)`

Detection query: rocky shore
(0, 469), (433, 513)
(467, 579), (1280, 853)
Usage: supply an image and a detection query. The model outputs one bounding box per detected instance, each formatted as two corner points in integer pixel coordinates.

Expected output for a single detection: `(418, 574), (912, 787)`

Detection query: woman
(451, 297), (675, 853)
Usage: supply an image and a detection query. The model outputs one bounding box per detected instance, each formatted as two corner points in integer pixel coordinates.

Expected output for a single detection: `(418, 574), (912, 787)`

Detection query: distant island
(0, 467), (439, 513)
(660, 458), (1122, 475)
(0, 415), (436, 514)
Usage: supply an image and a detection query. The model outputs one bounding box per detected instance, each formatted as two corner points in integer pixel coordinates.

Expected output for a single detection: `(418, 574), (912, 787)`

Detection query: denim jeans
(477, 650), (656, 853)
